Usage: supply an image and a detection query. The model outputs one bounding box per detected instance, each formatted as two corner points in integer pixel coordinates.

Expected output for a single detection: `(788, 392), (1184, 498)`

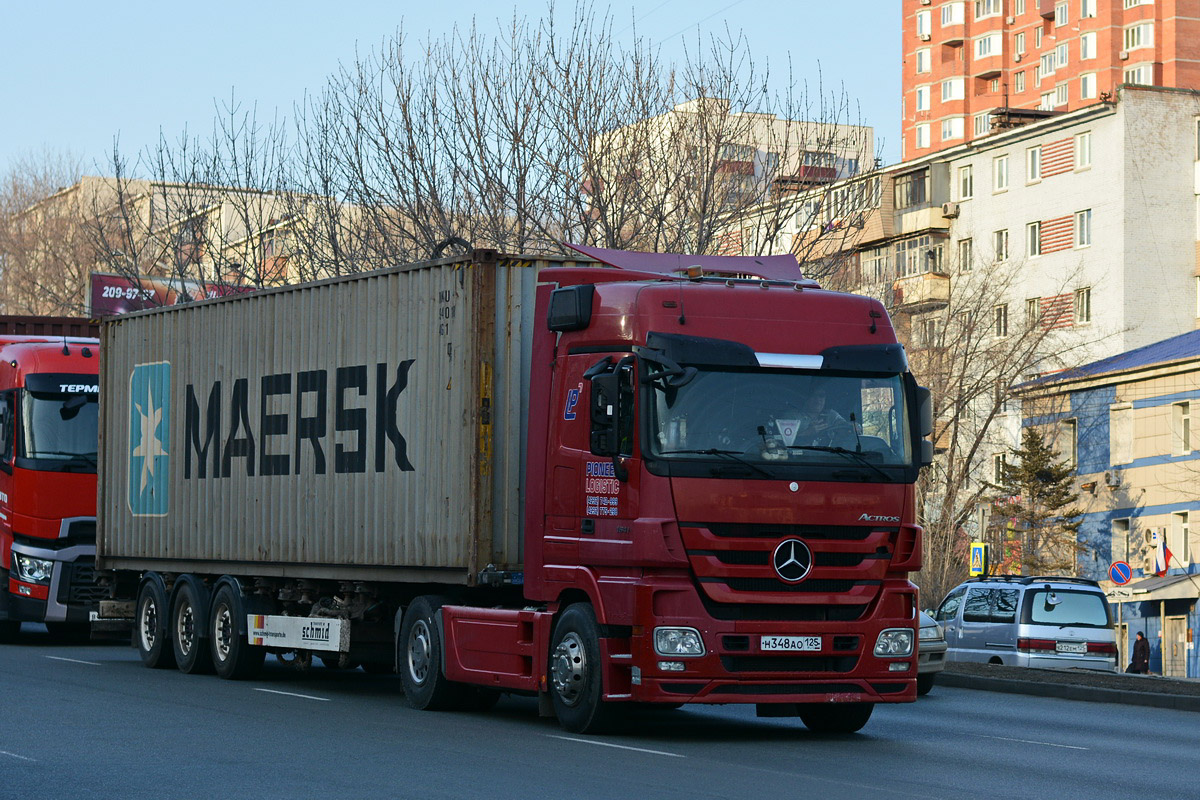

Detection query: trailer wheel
(798, 702), (874, 734)
(171, 581), (213, 674)
(549, 603), (618, 734)
(209, 585), (265, 680)
(135, 580), (175, 669)
(398, 596), (463, 710)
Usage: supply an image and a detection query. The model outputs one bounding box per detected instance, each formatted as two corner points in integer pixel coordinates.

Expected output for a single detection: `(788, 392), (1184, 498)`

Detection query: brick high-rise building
(901, 0), (1200, 158)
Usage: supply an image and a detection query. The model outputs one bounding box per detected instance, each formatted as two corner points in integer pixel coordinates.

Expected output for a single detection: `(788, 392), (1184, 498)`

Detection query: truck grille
(721, 655), (859, 673)
(57, 562), (107, 605)
(682, 522), (900, 617)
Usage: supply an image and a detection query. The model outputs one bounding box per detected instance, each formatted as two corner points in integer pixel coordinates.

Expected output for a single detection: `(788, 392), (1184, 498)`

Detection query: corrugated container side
(97, 254), (553, 584)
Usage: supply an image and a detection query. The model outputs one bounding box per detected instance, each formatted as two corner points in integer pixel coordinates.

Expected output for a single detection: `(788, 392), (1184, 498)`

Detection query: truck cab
(0, 334), (101, 640)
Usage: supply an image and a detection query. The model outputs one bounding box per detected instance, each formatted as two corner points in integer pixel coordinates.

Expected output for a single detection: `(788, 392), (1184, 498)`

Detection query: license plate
(761, 635), (821, 652)
(1056, 641), (1086, 654)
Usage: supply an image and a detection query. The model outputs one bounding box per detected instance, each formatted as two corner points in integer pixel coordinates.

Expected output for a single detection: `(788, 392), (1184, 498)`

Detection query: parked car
(933, 576), (1117, 672)
(917, 610), (947, 695)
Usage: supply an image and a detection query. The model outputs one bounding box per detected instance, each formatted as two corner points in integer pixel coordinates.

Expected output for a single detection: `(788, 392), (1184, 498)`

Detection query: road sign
(1109, 561), (1132, 585)
(969, 542), (989, 577)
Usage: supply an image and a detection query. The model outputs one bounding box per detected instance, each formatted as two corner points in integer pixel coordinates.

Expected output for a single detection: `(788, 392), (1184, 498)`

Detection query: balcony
(892, 272), (950, 313)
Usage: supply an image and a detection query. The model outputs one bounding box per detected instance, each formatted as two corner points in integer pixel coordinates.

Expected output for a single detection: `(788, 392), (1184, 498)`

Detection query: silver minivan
(933, 576), (1117, 672)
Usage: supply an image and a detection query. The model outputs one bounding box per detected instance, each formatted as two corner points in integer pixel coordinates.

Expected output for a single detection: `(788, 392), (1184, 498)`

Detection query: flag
(1154, 529), (1173, 577)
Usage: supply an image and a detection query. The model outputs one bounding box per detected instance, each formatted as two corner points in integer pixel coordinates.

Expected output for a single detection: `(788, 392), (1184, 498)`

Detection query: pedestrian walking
(1128, 631), (1150, 674)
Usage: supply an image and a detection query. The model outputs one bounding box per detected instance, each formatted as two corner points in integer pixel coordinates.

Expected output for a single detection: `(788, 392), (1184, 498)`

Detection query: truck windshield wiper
(30, 450), (98, 466)
(657, 448), (774, 479)
(785, 445), (894, 482)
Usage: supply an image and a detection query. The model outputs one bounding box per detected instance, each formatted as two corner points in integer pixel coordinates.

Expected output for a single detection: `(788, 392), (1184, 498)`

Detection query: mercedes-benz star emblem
(772, 538), (813, 583)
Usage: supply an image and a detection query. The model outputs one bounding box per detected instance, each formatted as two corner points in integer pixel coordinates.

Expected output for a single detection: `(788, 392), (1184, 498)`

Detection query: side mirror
(920, 439), (934, 468)
(916, 385), (933, 438)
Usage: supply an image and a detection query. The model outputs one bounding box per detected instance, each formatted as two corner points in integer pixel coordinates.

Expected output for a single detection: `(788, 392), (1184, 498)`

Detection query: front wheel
(549, 603), (619, 734)
(135, 580), (174, 669)
(798, 702), (874, 734)
(209, 585), (265, 680)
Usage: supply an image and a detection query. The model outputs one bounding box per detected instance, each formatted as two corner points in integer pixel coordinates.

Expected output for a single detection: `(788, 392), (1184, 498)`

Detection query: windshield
(647, 368), (912, 467)
(19, 389), (99, 469)
(1025, 590), (1111, 628)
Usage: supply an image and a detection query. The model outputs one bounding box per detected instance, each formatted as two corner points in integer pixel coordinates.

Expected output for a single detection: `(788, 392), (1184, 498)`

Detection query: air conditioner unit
(919, 33), (932, 41)
(1015, 53), (1023, 62)
(920, 0), (931, 5)
(1006, 16), (1015, 24)
(1145, 530), (1155, 544)
(941, 201), (961, 218)
(1119, 50), (1130, 60)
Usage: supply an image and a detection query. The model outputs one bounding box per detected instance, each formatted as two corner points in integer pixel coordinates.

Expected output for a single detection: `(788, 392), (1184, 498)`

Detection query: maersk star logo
(128, 363), (171, 516)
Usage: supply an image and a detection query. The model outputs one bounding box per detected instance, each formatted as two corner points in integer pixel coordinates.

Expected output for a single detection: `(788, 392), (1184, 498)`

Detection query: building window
(976, 33), (1001, 60)
(894, 169), (930, 209)
(1055, 2), (1068, 25)
(1171, 512), (1190, 565)
(993, 228), (1009, 260)
(942, 2), (965, 26)
(1124, 64), (1153, 85)
(1124, 22), (1154, 51)
(942, 117), (965, 141)
(1026, 146), (1042, 182)
(1040, 91), (1055, 110)
(1080, 72), (1097, 99)
(920, 317), (941, 347)
(959, 237), (974, 271)
(1015, 0), (1026, 14)
(1081, 0), (1096, 17)
(1172, 402), (1193, 455)
(993, 453), (1006, 483)
(862, 247), (891, 283)
(959, 165), (974, 199)
(895, 235), (945, 277)
(1074, 286), (1092, 323)
(916, 48), (932, 73)
(1110, 405), (1133, 465)
(993, 304), (1009, 337)
(1080, 32), (1096, 60)
(1060, 418), (1078, 468)
(1015, 32), (1026, 55)
(1112, 519), (1130, 563)
(975, 0), (1001, 19)
(1075, 132), (1092, 168)
(1015, 70), (1026, 94)
(1026, 297), (1041, 325)
(974, 113), (992, 135)
(993, 155), (1009, 191)
(1056, 42), (1069, 69)
(916, 123), (931, 149)
(917, 10), (932, 37)
(1124, 0), (1152, 7)
(1027, 221), (1042, 256)
(1035, 27), (1043, 48)
(1195, 117), (1200, 160)
(1075, 209), (1092, 247)
(943, 78), (965, 102)
(1040, 52), (1056, 80)
(916, 85), (931, 111)
(1055, 82), (1069, 107)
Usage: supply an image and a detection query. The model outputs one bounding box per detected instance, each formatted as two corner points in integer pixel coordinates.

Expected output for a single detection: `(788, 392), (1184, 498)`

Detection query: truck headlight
(654, 627), (706, 657)
(874, 628), (914, 657)
(14, 555), (54, 584)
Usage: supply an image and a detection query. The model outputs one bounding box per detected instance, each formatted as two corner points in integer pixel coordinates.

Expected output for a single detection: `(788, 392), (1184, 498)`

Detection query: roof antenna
(869, 310), (882, 334)
(61, 335), (70, 356)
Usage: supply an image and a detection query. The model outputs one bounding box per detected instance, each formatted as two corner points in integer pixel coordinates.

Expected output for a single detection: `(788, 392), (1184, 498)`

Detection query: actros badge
(772, 538), (813, 583)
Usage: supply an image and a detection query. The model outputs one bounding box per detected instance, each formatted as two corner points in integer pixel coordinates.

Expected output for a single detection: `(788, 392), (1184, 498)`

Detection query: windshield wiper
(657, 448), (774, 479)
(30, 450), (98, 466)
(785, 445), (894, 482)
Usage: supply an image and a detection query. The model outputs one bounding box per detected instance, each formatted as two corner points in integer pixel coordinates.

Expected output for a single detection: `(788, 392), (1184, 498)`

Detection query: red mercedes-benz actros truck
(95, 248), (932, 733)
(0, 315), (103, 642)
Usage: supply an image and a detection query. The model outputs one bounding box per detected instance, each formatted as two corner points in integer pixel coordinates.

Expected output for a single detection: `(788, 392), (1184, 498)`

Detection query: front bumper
(917, 640), (948, 675)
(5, 540), (102, 624)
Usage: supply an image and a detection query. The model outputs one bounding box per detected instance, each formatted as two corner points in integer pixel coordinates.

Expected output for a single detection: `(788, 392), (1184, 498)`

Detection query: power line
(656, 0), (747, 46)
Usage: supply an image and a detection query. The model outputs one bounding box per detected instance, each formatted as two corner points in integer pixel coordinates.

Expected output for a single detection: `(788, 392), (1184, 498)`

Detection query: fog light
(874, 628), (915, 657)
(658, 661), (685, 672)
(654, 627), (706, 657)
(889, 662), (910, 672)
(631, 666), (642, 685)
(18, 585), (32, 596)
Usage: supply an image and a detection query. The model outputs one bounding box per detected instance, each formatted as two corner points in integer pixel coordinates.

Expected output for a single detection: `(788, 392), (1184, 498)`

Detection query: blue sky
(0, 1), (900, 176)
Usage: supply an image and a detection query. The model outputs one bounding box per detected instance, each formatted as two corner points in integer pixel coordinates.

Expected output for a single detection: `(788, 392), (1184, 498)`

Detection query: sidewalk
(936, 661), (1200, 712)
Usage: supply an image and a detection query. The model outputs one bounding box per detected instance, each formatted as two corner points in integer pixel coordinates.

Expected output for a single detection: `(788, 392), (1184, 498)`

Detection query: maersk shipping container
(97, 251), (578, 584)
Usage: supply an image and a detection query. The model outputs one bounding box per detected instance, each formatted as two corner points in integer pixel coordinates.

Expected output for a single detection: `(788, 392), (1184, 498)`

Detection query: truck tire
(170, 581), (213, 674)
(916, 673), (935, 696)
(549, 603), (619, 734)
(209, 584), (265, 680)
(135, 579), (175, 669)
(398, 596), (463, 710)
(798, 702), (874, 734)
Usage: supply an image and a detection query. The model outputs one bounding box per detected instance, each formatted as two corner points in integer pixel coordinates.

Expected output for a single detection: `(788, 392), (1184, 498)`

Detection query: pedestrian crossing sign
(969, 542), (988, 576)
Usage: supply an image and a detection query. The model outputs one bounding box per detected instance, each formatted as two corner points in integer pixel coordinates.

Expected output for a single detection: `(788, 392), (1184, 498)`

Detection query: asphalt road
(1, 627), (1197, 800)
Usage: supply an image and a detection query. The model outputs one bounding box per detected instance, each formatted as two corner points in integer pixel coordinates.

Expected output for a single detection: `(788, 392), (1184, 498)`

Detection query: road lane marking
(45, 656), (101, 666)
(253, 688), (331, 702)
(968, 733), (1088, 750)
(0, 750), (35, 762)
(546, 735), (685, 758)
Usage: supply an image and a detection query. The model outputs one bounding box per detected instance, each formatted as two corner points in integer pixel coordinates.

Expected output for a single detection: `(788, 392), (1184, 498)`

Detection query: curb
(937, 672), (1200, 712)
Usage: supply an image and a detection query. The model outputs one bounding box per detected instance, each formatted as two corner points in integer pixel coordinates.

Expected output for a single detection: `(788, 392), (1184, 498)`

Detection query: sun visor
(643, 332), (758, 368)
(819, 344), (909, 373)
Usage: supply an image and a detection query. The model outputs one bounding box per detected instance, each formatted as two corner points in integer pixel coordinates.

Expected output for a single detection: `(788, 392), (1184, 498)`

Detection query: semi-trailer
(95, 248), (932, 733)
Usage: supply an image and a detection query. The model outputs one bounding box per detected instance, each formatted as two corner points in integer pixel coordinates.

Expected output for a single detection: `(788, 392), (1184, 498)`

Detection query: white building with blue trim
(1020, 329), (1200, 677)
